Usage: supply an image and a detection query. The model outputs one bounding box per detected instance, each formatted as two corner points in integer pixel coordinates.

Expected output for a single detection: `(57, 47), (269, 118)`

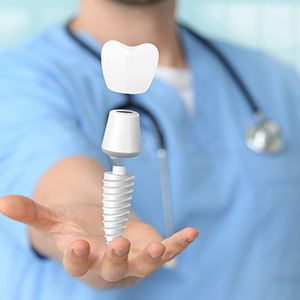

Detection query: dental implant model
(101, 40), (159, 243)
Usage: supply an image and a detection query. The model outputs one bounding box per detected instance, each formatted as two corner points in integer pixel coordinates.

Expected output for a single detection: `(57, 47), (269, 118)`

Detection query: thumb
(0, 195), (56, 231)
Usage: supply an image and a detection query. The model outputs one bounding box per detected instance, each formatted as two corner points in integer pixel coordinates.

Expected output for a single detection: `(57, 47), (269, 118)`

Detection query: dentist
(0, 0), (300, 300)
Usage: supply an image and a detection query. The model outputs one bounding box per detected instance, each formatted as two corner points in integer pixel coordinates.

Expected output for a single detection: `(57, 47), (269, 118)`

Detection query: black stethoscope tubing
(65, 20), (262, 150)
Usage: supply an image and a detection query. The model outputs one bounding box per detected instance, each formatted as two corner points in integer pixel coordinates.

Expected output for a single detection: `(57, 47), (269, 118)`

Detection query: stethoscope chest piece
(246, 116), (284, 154)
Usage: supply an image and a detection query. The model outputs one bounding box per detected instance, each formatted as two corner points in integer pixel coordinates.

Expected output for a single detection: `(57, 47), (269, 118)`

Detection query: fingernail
(150, 252), (162, 259)
(113, 248), (128, 257)
(186, 237), (195, 243)
(149, 248), (164, 259)
(73, 248), (86, 257)
(186, 235), (198, 243)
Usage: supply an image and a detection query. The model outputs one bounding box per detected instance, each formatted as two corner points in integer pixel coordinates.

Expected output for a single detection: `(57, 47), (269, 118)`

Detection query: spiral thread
(102, 169), (134, 243)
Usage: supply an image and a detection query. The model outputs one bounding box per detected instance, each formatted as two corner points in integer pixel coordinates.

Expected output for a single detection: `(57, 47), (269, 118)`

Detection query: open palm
(0, 195), (198, 289)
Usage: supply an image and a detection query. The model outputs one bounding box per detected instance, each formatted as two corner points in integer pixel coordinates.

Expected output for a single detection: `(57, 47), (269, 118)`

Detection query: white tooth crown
(101, 40), (159, 94)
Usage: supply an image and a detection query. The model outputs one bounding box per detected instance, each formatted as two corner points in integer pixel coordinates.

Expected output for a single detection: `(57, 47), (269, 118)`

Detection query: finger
(99, 237), (130, 282)
(129, 241), (166, 278)
(0, 195), (55, 231)
(63, 239), (91, 277)
(161, 227), (199, 263)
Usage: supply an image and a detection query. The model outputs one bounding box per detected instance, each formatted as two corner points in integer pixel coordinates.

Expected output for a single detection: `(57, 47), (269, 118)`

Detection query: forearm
(32, 155), (105, 207)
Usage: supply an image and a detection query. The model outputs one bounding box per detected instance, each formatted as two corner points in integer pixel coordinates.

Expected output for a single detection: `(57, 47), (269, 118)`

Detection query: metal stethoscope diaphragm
(246, 113), (284, 154)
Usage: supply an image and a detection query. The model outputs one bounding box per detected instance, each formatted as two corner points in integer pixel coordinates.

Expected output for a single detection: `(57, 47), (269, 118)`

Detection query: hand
(0, 195), (199, 289)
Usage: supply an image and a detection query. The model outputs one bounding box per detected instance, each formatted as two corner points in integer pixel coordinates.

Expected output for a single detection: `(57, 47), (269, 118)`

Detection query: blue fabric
(0, 23), (300, 300)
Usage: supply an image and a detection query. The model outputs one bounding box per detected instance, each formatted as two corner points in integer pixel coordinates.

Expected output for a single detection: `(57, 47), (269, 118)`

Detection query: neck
(71, 0), (186, 68)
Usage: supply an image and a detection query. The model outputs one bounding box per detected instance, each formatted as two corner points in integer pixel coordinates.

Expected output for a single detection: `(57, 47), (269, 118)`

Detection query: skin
(0, 0), (198, 290)
(112, 0), (164, 4)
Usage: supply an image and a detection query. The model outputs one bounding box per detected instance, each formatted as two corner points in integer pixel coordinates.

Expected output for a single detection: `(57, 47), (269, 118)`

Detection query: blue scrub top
(0, 23), (300, 300)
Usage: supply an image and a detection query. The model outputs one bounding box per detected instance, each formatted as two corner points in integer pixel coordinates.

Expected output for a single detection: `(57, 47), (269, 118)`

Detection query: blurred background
(0, 0), (299, 71)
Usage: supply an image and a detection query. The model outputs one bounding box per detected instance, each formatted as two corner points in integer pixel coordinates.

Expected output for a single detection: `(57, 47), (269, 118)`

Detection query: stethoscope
(65, 21), (285, 242)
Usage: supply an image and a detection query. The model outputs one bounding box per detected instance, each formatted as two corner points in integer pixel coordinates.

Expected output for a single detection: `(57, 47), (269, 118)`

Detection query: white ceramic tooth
(101, 40), (159, 94)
